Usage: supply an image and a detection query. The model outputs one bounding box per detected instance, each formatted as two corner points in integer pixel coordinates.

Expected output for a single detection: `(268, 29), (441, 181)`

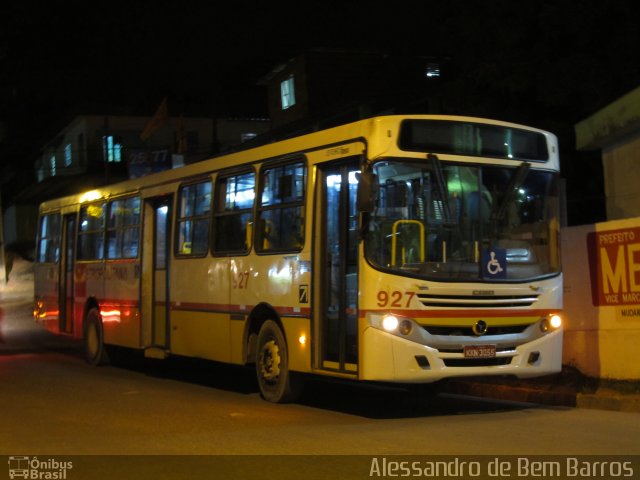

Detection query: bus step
(144, 347), (168, 359)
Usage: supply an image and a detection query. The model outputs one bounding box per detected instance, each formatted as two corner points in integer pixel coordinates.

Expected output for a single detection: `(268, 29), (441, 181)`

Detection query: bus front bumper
(359, 326), (563, 383)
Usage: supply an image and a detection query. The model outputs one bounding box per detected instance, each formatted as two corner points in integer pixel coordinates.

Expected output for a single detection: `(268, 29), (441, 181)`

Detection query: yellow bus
(33, 115), (563, 402)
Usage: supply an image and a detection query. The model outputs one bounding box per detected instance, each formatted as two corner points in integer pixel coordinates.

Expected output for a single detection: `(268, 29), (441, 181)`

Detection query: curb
(444, 380), (640, 413)
(444, 380), (576, 407)
(577, 389), (640, 413)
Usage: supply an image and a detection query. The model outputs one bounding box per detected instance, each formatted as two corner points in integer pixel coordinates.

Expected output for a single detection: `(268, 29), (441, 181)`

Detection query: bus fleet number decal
(376, 291), (415, 308)
(233, 271), (250, 289)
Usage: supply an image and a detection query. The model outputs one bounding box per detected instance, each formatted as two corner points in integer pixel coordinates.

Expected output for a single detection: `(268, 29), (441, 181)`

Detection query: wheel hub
(260, 339), (281, 382)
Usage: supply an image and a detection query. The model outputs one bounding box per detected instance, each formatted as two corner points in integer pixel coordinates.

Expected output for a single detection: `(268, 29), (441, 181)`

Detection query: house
(3, 112), (270, 253)
(260, 49), (444, 135)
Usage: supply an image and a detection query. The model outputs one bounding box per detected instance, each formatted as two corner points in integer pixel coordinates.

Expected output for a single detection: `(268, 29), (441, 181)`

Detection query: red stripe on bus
(170, 301), (311, 317)
(358, 308), (557, 318)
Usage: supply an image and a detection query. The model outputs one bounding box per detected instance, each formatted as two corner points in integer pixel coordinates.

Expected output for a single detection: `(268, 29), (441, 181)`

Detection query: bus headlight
(382, 315), (399, 332)
(398, 319), (413, 336)
(540, 314), (562, 332)
(373, 314), (415, 337)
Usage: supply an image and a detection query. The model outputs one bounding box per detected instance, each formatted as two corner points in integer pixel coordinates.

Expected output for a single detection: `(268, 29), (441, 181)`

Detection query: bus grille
(416, 293), (539, 308)
(423, 325), (529, 336)
(443, 357), (513, 367)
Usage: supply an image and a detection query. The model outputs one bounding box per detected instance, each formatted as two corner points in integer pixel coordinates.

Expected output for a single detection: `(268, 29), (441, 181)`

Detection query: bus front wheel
(256, 320), (301, 403)
(83, 308), (110, 366)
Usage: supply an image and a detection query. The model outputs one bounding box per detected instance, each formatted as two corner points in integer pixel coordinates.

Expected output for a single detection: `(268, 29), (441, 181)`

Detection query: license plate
(464, 345), (496, 358)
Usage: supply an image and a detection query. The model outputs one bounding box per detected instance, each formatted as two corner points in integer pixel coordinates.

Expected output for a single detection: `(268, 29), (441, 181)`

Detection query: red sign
(588, 226), (640, 306)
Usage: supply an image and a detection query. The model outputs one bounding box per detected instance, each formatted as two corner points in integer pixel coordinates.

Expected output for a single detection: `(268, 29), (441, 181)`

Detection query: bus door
(58, 214), (76, 334)
(317, 160), (360, 373)
(142, 196), (172, 351)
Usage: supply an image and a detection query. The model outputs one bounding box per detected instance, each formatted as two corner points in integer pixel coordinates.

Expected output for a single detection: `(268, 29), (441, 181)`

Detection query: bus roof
(38, 114), (558, 212)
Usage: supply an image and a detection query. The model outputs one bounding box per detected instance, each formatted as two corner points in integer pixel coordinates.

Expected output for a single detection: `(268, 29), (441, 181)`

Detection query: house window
(64, 144), (72, 167)
(49, 155), (56, 176)
(103, 135), (122, 162)
(280, 75), (296, 110)
(425, 63), (441, 78)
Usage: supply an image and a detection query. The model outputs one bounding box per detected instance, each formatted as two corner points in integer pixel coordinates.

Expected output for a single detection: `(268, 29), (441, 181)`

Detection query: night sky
(2, 1), (640, 221)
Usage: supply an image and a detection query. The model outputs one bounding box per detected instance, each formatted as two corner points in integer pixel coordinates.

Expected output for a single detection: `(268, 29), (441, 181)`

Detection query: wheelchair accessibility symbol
(482, 248), (507, 279)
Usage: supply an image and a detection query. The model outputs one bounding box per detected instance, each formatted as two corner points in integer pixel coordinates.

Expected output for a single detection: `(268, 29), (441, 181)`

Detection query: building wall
(3, 204), (38, 251)
(35, 115), (271, 182)
(215, 118), (271, 150)
(562, 217), (640, 380)
(12, 114), (270, 251)
(603, 131), (640, 220)
(267, 56), (308, 128)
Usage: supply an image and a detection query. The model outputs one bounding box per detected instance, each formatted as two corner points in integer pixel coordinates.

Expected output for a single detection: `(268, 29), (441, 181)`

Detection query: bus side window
(106, 196), (141, 259)
(78, 203), (106, 260)
(177, 180), (212, 257)
(256, 161), (306, 253)
(213, 171), (255, 254)
(37, 213), (61, 263)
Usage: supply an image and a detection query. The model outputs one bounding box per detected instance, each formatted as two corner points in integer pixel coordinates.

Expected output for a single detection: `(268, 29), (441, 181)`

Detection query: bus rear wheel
(83, 308), (110, 366)
(256, 320), (301, 403)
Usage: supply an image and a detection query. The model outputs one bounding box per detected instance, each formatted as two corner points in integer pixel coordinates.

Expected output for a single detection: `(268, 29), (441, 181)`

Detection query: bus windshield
(364, 159), (561, 282)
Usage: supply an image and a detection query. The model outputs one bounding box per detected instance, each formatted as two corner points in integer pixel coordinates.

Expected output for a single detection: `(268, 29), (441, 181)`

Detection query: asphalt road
(2, 290), (640, 479)
(1, 296), (639, 456)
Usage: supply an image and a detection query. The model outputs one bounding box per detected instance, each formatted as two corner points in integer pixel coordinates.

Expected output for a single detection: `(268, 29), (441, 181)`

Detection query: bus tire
(256, 320), (301, 403)
(83, 308), (110, 366)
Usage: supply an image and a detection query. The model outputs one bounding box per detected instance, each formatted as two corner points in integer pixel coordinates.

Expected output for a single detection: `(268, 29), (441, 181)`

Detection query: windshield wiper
(492, 162), (531, 221)
(428, 153), (453, 224)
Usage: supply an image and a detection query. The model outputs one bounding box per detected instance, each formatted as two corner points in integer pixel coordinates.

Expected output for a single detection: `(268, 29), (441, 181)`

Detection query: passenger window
(78, 203), (106, 260)
(37, 213), (61, 263)
(177, 180), (212, 256)
(213, 171), (255, 254)
(256, 161), (306, 252)
(106, 196), (141, 259)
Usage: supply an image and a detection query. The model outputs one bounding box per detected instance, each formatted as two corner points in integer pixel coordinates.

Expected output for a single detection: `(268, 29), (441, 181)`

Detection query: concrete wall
(562, 216), (640, 380)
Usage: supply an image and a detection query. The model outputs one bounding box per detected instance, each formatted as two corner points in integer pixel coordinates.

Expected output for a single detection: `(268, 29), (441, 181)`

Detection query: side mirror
(356, 165), (378, 213)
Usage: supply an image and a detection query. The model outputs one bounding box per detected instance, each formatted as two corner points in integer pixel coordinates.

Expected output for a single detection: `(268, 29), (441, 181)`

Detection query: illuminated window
(241, 133), (257, 143)
(177, 180), (212, 256)
(103, 135), (122, 162)
(78, 203), (106, 260)
(280, 75), (296, 110)
(425, 63), (441, 78)
(106, 196), (141, 259)
(36, 214), (61, 263)
(256, 161), (306, 252)
(49, 155), (56, 176)
(213, 170), (255, 253)
(64, 144), (72, 167)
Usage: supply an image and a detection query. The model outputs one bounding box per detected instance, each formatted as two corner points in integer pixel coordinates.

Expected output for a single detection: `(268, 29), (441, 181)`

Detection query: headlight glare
(382, 315), (399, 332)
(549, 314), (562, 329)
(540, 313), (562, 332)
